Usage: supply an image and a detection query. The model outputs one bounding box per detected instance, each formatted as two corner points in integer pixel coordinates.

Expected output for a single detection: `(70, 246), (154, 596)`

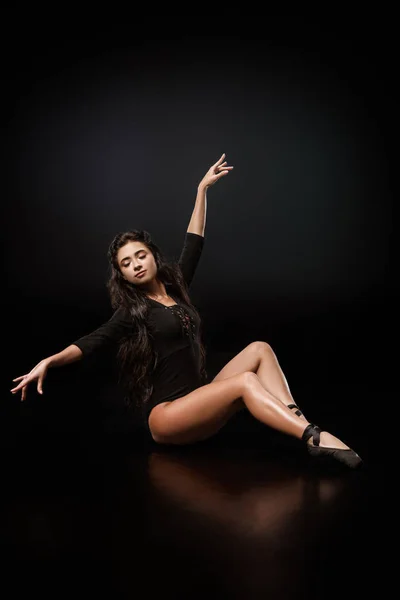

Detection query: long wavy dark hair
(106, 229), (207, 416)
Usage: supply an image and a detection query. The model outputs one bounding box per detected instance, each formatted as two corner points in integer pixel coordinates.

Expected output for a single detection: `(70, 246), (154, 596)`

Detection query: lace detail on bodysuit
(170, 305), (196, 339)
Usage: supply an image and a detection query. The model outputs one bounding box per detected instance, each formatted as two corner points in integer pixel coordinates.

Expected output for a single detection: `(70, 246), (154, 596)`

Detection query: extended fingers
(10, 378), (27, 392)
(214, 153), (226, 167)
(37, 377), (44, 395)
(11, 373), (43, 400)
(216, 160), (233, 173)
(12, 375), (27, 383)
(215, 161), (233, 177)
(9, 380), (28, 401)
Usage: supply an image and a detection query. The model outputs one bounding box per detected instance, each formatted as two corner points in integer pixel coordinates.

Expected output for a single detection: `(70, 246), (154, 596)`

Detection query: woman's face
(117, 241), (157, 286)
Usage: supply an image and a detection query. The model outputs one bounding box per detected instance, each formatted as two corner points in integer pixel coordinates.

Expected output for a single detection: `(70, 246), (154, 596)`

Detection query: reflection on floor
(1, 415), (372, 600)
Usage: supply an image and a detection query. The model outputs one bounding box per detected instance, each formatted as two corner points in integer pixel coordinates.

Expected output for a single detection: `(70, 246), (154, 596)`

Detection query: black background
(2, 18), (395, 454)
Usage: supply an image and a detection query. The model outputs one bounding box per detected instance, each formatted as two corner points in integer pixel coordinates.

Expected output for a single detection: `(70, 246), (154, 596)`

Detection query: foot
(307, 431), (349, 450)
(302, 423), (362, 469)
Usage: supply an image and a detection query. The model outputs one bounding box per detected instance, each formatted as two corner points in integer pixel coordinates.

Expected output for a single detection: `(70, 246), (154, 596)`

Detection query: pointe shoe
(288, 403), (305, 418)
(302, 423), (363, 469)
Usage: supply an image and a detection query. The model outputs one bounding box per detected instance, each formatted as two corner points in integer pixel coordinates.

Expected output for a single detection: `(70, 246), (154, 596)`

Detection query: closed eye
(122, 254), (146, 267)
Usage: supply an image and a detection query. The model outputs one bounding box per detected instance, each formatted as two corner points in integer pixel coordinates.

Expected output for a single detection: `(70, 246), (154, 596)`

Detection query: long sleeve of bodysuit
(72, 306), (135, 359)
(178, 232), (204, 288)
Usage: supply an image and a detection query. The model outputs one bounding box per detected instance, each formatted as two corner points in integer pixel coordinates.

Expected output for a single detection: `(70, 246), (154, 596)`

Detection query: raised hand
(11, 358), (50, 401)
(199, 153), (233, 189)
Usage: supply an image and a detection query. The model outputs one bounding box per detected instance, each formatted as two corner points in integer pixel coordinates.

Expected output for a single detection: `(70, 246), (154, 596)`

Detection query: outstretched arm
(187, 153), (233, 237)
(11, 306), (134, 401)
(10, 344), (83, 401)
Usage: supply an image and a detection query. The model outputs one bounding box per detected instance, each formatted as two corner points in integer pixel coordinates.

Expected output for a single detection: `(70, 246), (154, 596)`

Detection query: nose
(134, 261), (146, 272)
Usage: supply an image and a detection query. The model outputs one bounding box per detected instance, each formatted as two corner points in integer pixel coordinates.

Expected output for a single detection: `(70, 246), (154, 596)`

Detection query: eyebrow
(120, 248), (147, 264)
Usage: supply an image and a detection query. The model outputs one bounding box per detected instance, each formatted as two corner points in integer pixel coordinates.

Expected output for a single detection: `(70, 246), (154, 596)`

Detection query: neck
(145, 280), (169, 300)
(148, 291), (169, 300)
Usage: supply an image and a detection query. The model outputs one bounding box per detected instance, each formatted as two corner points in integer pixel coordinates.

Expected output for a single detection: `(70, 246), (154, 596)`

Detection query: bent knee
(240, 370), (259, 390)
(248, 341), (273, 355)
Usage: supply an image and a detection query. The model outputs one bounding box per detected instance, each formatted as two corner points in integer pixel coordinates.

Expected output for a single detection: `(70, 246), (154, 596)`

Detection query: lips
(136, 270), (146, 278)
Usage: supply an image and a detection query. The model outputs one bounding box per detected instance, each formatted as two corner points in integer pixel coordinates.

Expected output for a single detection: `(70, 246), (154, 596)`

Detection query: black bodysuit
(73, 232), (207, 430)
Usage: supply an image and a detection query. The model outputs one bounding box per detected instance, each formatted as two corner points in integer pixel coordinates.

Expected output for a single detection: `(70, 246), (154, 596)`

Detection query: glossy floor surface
(2, 402), (372, 600)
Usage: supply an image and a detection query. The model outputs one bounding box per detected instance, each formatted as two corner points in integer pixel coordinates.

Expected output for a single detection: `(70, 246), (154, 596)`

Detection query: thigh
(148, 373), (250, 445)
(211, 341), (267, 382)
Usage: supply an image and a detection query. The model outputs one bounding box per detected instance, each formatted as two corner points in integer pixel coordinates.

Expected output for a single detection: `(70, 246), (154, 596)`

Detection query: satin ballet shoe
(302, 423), (363, 470)
(288, 403), (305, 418)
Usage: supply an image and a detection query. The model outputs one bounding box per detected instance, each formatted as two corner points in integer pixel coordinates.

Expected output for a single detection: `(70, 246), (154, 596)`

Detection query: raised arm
(11, 306), (134, 401)
(186, 153), (233, 237)
(179, 153), (233, 287)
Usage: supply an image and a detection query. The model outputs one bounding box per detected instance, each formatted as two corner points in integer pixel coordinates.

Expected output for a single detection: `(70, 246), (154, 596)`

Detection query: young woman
(11, 154), (362, 469)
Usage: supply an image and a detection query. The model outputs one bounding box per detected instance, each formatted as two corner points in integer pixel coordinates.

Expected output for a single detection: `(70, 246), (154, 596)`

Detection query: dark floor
(1, 382), (373, 600)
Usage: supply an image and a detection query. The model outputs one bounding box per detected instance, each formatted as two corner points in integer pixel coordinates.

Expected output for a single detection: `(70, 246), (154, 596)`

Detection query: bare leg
(148, 371), (349, 450)
(212, 342), (306, 418)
